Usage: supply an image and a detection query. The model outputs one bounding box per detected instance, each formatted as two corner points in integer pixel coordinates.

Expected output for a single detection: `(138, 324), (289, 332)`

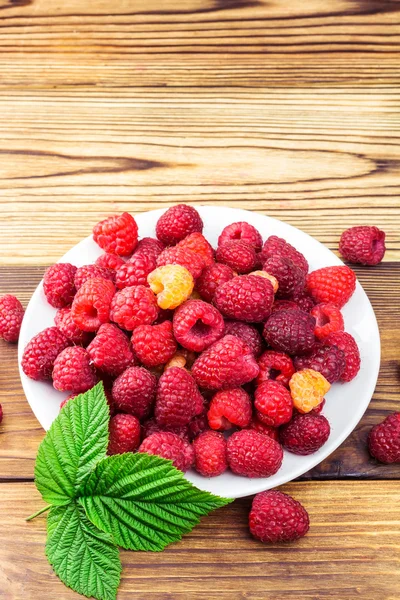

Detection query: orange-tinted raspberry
(148, 265), (194, 310)
(249, 270), (279, 293)
(289, 368), (330, 414)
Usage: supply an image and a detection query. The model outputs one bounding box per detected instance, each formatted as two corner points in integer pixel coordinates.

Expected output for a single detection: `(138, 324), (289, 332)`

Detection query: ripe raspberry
(139, 432), (194, 472)
(263, 309), (316, 355)
(115, 254), (156, 289)
(142, 418), (189, 441)
(176, 232), (214, 267)
(249, 271), (279, 294)
(294, 343), (346, 384)
(224, 321), (263, 357)
(216, 240), (257, 274)
(207, 388), (252, 430)
(368, 413), (400, 463)
(156, 204), (203, 246)
(227, 430), (283, 478)
(148, 265), (194, 310)
(52, 346), (98, 393)
(87, 323), (134, 376)
(324, 331), (361, 382)
(74, 264), (115, 291)
(157, 246), (205, 280)
(306, 266), (356, 308)
(261, 235), (309, 274)
(43, 263), (77, 309)
(95, 252), (125, 271)
(192, 335), (259, 390)
(188, 413), (210, 441)
(112, 366), (157, 420)
(254, 380), (293, 427)
(54, 308), (91, 346)
(310, 303), (344, 340)
(93, 212), (138, 256)
(289, 369), (330, 414)
(246, 418), (280, 441)
(0, 294), (24, 343)
(132, 321), (176, 367)
(213, 275), (274, 323)
(271, 299), (299, 313)
(218, 222), (263, 252)
(196, 263), (235, 303)
(21, 327), (70, 381)
(110, 285), (158, 331)
(173, 299), (224, 353)
(339, 225), (386, 266)
(132, 237), (165, 261)
(155, 367), (204, 427)
(263, 256), (305, 298)
(108, 414), (141, 455)
(289, 291), (315, 313)
(280, 412), (330, 455)
(249, 490), (309, 543)
(257, 350), (295, 388)
(193, 431), (228, 477)
(71, 277), (115, 332)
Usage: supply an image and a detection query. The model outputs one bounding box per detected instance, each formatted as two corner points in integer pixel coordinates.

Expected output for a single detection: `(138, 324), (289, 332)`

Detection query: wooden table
(1, 1), (400, 598)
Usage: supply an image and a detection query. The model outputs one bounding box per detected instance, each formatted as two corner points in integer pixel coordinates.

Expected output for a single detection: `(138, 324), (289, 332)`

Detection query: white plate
(18, 206), (380, 499)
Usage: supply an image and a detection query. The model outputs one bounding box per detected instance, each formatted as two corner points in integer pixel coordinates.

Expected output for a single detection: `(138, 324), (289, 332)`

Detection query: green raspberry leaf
(78, 452), (232, 552)
(46, 501), (121, 600)
(35, 382), (109, 506)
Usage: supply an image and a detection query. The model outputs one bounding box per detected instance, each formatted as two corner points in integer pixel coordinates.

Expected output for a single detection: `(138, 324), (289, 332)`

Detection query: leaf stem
(26, 504), (52, 522)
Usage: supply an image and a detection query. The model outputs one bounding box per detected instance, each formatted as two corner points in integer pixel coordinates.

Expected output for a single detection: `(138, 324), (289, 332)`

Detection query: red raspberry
(112, 366), (157, 420)
(218, 222), (263, 252)
(54, 308), (91, 346)
(0, 294), (24, 343)
(115, 254), (156, 289)
(196, 263), (235, 303)
(188, 412), (210, 441)
(71, 277), (115, 332)
(339, 225), (386, 266)
(263, 256), (305, 298)
(271, 299), (299, 313)
(173, 299), (224, 352)
(43, 263), (77, 308)
(110, 285), (158, 331)
(52, 346), (98, 393)
(155, 367), (204, 427)
(227, 430), (283, 478)
(21, 327), (70, 381)
(257, 350), (295, 387)
(289, 291), (315, 313)
(87, 323), (134, 376)
(156, 204), (203, 246)
(157, 246), (205, 280)
(192, 335), (259, 390)
(207, 388), (252, 430)
(132, 320), (177, 367)
(306, 266), (356, 308)
(254, 380), (293, 427)
(246, 418), (280, 441)
(216, 240), (257, 274)
(142, 418), (189, 441)
(95, 252), (125, 271)
(132, 237), (165, 261)
(324, 331), (361, 382)
(139, 431), (194, 472)
(176, 232), (214, 267)
(294, 343), (346, 384)
(263, 309), (316, 355)
(280, 412), (330, 455)
(368, 413), (400, 464)
(108, 414), (141, 455)
(213, 275), (274, 323)
(249, 490), (309, 543)
(310, 303), (344, 340)
(224, 321), (263, 357)
(261, 236), (309, 274)
(74, 264), (115, 291)
(193, 431), (228, 477)
(93, 212), (138, 256)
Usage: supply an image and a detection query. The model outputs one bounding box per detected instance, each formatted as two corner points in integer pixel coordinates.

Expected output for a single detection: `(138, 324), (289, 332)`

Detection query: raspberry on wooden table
(87, 323), (134, 376)
(71, 277), (115, 332)
(324, 331), (361, 382)
(112, 366), (157, 420)
(249, 490), (309, 543)
(0, 294), (24, 343)
(54, 307), (91, 346)
(157, 245), (205, 280)
(227, 429), (283, 478)
(74, 264), (115, 291)
(306, 265), (356, 308)
(280, 412), (330, 455)
(368, 413), (400, 464)
(139, 432), (195, 472)
(43, 263), (77, 309)
(131, 320), (177, 367)
(148, 265), (194, 310)
(261, 235), (309, 274)
(213, 275), (274, 322)
(176, 232), (214, 266)
(155, 367), (204, 427)
(115, 254), (156, 289)
(110, 285), (158, 331)
(263, 256), (305, 298)
(108, 414), (141, 455)
(256, 350), (295, 387)
(52, 346), (98, 393)
(95, 252), (125, 271)
(93, 212), (138, 256)
(263, 309), (316, 355)
(193, 431), (228, 477)
(132, 237), (165, 261)
(289, 369), (330, 414)
(173, 299), (225, 352)
(218, 221), (263, 252)
(207, 388), (252, 430)
(142, 418), (189, 441)
(339, 225), (386, 266)
(254, 380), (293, 427)
(216, 240), (257, 274)
(310, 303), (344, 340)
(22, 326), (70, 381)
(224, 321), (263, 357)
(156, 204), (203, 246)
(294, 343), (346, 384)
(196, 263), (235, 303)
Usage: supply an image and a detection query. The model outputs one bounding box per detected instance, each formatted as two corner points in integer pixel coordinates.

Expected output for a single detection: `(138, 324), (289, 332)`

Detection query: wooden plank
(0, 481), (399, 599)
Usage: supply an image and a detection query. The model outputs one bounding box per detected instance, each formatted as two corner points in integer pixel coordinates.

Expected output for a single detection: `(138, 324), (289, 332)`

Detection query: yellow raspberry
(148, 265), (194, 310)
(289, 368), (330, 413)
(249, 270), (279, 293)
